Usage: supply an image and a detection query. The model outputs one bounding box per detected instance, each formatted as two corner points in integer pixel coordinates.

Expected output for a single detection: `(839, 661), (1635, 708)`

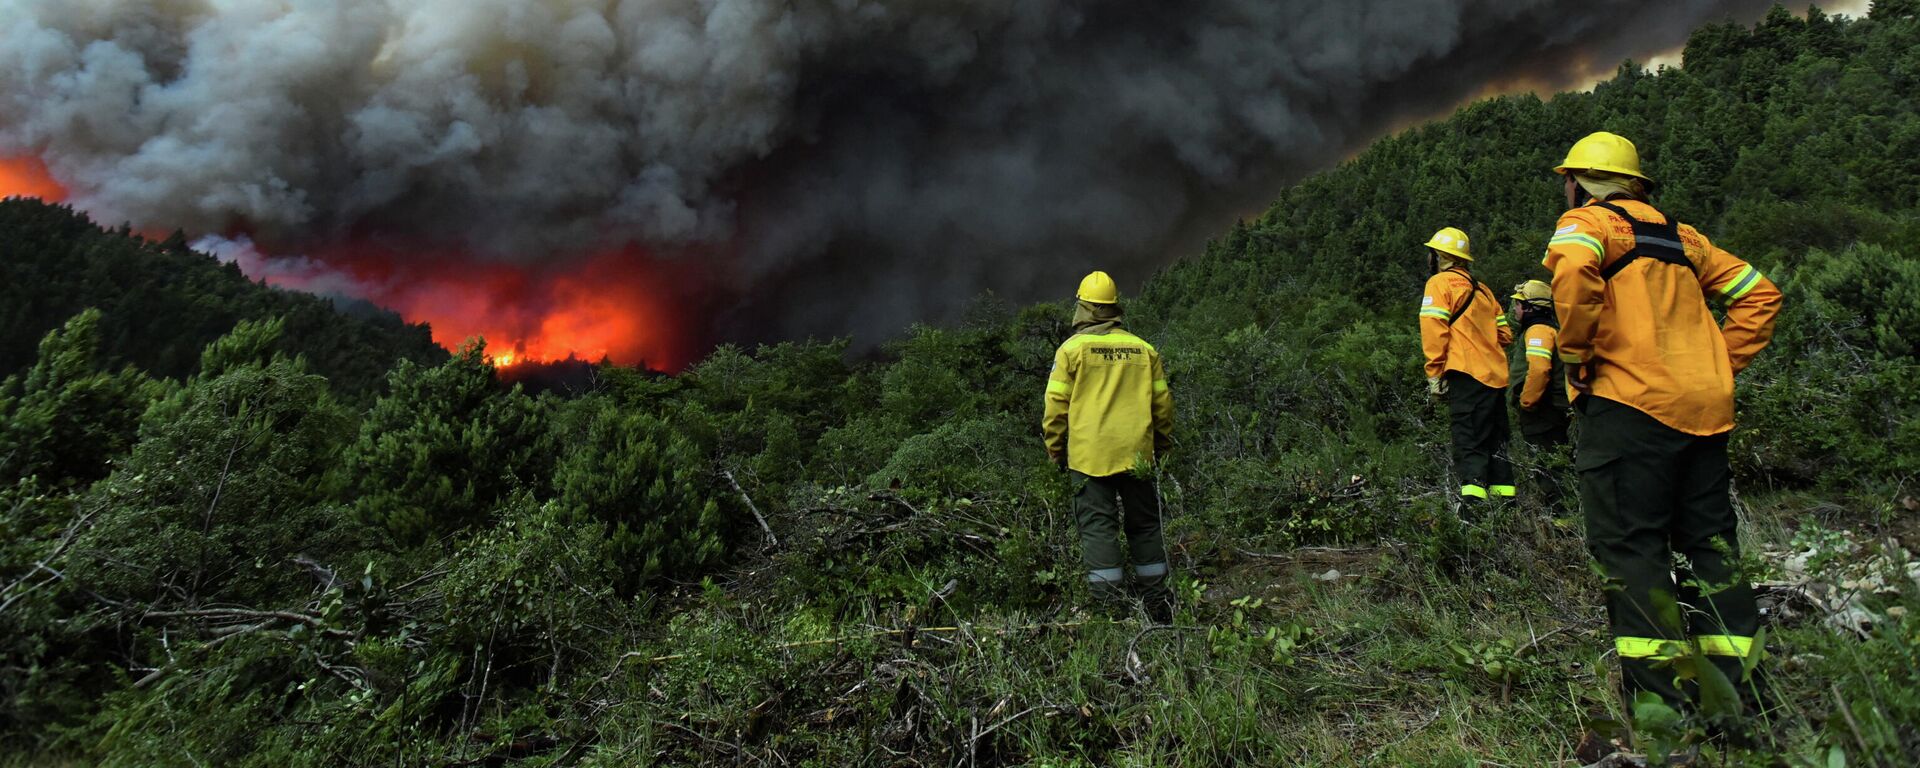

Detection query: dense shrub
(342, 342), (555, 542)
(553, 400), (735, 586)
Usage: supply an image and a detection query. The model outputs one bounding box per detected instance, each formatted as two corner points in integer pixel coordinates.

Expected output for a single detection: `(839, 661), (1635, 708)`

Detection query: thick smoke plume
(1, 0), (1778, 349)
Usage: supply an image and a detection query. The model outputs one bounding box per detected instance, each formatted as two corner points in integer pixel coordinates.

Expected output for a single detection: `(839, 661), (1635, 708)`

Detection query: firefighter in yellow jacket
(1043, 271), (1176, 622)
(1543, 132), (1783, 716)
(1419, 227), (1516, 510)
(1508, 279), (1571, 511)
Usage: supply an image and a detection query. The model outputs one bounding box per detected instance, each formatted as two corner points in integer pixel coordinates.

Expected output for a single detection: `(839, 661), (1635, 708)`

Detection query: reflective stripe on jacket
(1420, 269), (1512, 388)
(1510, 324), (1567, 411)
(1042, 330), (1173, 477)
(1541, 199), (1783, 435)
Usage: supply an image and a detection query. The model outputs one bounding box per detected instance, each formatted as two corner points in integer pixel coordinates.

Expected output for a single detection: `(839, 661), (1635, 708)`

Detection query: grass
(544, 487), (1910, 767)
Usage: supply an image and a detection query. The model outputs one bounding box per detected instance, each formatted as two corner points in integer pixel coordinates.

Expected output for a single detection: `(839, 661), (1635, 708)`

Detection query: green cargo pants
(1070, 470), (1172, 615)
(1578, 397), (1762, 713)
(1445, 371), (1516, 501)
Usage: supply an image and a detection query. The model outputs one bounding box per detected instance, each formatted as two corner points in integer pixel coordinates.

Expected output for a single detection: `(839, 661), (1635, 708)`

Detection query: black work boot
(1133, 572), (1176, 624)
(1089, 582), (1131, 619)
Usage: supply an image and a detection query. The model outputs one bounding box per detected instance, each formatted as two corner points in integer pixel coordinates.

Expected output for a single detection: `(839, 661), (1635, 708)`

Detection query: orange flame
(4, 154), (699, 371)
(0, 156), (68, 202)
(263, 241), (703, 372)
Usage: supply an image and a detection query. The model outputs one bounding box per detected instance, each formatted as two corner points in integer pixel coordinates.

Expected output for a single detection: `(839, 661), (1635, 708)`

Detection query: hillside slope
(0, 199), (447, 396)
(2, 5), (1918, 767)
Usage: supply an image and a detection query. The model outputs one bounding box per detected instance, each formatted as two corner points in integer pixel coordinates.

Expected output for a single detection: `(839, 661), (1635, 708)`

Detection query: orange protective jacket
(1541, 199), (1783, 436)
(1420, 268), (1512, 388)
(1515, 324), (1564, 411)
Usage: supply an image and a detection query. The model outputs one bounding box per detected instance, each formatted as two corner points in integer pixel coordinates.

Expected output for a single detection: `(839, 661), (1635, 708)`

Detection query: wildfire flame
(0, 156), (66, 202)
(256, 241), (700, 372)
(1, 155), (696, 371)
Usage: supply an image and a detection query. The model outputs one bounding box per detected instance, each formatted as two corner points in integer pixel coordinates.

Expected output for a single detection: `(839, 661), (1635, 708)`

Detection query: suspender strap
(1590, 201), (1696, 281)
(1444, 269), (1481, 327)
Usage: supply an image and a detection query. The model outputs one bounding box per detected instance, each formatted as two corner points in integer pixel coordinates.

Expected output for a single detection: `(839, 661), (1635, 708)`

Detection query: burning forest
(1, 0), (1785, 368)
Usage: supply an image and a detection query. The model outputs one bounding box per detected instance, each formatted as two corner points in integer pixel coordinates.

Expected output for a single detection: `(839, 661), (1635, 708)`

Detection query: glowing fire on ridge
(1, 155), (696, 372)
(235, 240), (699, 372)
(0, 156), (66, 202)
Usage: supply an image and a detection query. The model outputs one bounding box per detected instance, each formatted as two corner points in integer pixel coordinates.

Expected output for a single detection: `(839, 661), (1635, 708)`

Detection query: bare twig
(1516, 623), (1588, 657)
(192, 406), (252, 600)
(868, 491), (923, 517)
(723, 470), (779, 548)
(1235, 545), (1380, 560)
(1125, 624), (1199, 685)
(1832, 683), (1887, 768)
(625, 620), (1094, 665)
(133, 621), (272, 688)
(0, 504), (99, 613)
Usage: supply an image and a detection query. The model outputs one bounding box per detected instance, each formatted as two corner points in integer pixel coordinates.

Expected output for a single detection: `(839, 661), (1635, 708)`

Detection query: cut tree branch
(723, 469), (778, 548)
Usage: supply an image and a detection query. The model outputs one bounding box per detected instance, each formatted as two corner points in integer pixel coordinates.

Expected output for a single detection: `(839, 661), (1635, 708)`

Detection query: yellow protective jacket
(1043, 328), (1173, 477)
(1512, 324), (1567, 411)
(1420, 268), (1512, 388)
(1542, 198), (1783, 435)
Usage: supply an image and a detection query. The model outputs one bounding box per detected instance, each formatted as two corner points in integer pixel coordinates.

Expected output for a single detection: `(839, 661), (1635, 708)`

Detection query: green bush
(553, 399), (735, 586)
(0, 310), (161, 489)
(342, 342), (554, 542)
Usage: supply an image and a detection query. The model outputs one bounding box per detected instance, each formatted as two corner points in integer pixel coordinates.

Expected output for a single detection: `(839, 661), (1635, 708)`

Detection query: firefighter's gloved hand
(1568, 361), (1594, 394)
(1427, 376), (1449, 399)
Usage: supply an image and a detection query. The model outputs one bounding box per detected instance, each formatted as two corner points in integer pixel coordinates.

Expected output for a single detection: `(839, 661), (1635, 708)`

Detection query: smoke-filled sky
(1, 0), (1793, 361)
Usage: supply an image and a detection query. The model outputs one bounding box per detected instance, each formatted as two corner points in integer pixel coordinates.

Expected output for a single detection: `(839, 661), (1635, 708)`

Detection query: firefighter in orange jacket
(1508, 279), (1571, 511)
(1043, 271), (1176, 622)
(1419, 227), (1516, 510)
(1543, 132), (1783, 716)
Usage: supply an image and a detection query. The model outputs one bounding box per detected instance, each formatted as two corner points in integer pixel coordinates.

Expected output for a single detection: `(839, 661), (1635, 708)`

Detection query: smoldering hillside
(0, 0), (1778, 344)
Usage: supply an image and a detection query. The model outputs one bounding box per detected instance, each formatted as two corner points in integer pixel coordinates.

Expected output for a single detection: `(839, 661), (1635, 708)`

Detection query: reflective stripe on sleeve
(1087, 568), (1125, 584)
(1134, 562), (1169, 578)
(1526, 348), (1554, 359)
(1550, 233), (1605, 259)
(1046, 379), (1069, 395)
(1718, 265), (1762, 301)
(1420, 308), (1452, 320)
(1460, 484), (1488, 499)
(1495, 313), (1510, 327)
(1559, 351), (1586, 364)
(1616, 636), (1682, 660)
(1153, 379), (1169, 393)
(1490, 485), (1516, 497)
(1697, 634), (1755, 657)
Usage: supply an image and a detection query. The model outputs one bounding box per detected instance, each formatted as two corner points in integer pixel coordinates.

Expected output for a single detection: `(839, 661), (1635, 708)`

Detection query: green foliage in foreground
(4, 5), (1920, 766)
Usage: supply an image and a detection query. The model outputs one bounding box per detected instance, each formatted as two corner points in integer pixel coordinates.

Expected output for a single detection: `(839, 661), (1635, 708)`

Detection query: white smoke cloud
(0, 0), (1783, 341)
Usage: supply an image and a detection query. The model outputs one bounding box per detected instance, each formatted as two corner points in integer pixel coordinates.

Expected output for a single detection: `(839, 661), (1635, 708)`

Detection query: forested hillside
(3, 5), (1918, 766)
(0, 200), (447, 396)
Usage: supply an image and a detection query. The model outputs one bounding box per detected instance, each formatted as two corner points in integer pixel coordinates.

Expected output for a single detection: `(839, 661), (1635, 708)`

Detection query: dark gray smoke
(0, 0), (1781, 343)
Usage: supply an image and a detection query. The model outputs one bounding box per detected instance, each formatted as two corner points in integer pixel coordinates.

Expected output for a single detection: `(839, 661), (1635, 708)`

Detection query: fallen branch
(1235, 545), (1380, 560)
(966, 705), (1040, 765)
(723, 470), (779, 548)
(1125, 624), (1199, 685)
(624, 620), (1094, 666)
(1833, 683), (1888, 768)
(1516, 623), (1589, 657)
(143, 608), (356, 640)
(0, 504), (99, 614)
(133, 621), (272, 688)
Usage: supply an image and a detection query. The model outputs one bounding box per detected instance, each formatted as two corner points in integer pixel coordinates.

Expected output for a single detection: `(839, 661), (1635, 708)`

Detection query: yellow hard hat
(1077, 271), (1119, 304)
(1554, 131), (1651, 182)
(1423, 227), (1472, 262)
(1511, 279), (1552, 302)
